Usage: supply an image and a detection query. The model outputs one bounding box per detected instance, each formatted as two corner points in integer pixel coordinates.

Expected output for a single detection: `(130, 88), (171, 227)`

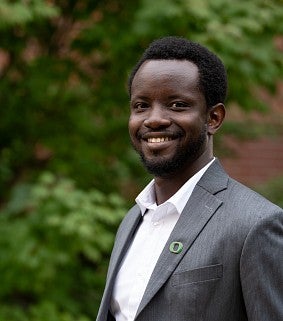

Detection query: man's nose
(143, 105), (171, 129)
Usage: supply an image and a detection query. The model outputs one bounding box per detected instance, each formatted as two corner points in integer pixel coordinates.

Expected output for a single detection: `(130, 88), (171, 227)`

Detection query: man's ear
(207, 103), (225, 135)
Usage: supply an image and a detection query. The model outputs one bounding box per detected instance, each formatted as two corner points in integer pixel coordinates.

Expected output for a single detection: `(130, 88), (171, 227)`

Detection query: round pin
(169, 241), (183, 254)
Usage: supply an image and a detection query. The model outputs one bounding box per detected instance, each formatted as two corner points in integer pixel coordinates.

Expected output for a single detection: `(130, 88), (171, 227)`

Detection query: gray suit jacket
(96, 160), (283, 321)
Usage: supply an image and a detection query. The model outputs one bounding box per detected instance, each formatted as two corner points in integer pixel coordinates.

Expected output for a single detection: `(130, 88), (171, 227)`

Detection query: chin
(141, 155), (185, 177)
(140, 146), (206, 178)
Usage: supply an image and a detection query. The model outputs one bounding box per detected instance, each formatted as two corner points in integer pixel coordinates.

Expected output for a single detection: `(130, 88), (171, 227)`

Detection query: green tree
(133, 0), (283, 109)
(1, 0), (282, 202)
(0, 172), (125, 321)
(0, 0), (58, 27)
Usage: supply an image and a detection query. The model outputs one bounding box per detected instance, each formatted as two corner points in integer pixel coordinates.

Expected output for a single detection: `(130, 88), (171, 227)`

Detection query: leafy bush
(0, 173), (126, 320)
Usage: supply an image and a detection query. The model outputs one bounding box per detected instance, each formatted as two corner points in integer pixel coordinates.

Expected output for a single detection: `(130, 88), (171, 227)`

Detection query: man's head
(128, 36), (228, 109)
(128, 36), (226, 179)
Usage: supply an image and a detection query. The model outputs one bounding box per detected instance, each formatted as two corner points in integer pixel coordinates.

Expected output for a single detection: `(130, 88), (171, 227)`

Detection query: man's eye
(171, 102), (188, 108)
(134, 102), (149, 109)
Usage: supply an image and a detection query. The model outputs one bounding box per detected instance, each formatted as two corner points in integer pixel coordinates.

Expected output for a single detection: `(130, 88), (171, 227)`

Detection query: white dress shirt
(111, 158), (215, 321)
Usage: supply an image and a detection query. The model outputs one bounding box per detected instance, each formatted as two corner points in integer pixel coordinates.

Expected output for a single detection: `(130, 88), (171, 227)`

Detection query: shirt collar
(136, 158), (215, 216)
(135, 180), (156, 216)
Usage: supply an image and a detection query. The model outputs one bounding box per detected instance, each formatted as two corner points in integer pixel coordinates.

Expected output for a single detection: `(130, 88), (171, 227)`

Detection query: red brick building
(221, 82), (283, 188)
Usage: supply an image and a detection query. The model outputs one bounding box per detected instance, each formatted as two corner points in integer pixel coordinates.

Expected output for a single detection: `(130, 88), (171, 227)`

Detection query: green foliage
(1, 0), (282, 202)
(0, 172), (126, 320)
(0, 0), (59, 28)
(133, 0), (283, 110)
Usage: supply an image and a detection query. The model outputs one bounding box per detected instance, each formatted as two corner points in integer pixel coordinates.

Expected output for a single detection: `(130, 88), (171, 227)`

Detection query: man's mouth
(140, 131), (179, 143)
(147, 137), (173, 143)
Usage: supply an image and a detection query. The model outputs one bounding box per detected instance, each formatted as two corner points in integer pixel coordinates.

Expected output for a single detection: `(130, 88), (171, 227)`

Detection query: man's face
(129, 59), (210, 178)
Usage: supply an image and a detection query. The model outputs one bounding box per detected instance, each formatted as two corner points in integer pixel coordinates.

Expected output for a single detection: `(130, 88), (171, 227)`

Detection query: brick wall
(220, 82), (283, 187)
(221, 136), (283, 187)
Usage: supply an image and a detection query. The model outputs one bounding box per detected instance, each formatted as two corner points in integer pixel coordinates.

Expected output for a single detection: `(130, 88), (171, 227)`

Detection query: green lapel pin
(169, 241), (183, 254)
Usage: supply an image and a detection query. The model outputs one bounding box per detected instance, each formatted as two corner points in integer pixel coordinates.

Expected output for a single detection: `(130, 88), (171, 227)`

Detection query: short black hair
(128, 36), (228, 108)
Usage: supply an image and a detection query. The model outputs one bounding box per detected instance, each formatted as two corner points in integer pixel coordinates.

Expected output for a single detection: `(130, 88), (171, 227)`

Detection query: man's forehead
(132, 59), (200, 87)
(138, 59), (198, 73)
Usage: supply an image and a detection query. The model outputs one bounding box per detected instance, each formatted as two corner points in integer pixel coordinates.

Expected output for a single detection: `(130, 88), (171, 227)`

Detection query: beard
(137, 126), (207, 178)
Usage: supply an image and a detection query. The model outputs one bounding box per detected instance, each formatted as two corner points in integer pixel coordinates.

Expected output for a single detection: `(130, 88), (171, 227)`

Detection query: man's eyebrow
(130, 94), (150, 101)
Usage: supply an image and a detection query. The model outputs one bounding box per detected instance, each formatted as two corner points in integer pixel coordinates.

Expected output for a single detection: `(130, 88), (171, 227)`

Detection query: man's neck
(154, 156), (214, 205)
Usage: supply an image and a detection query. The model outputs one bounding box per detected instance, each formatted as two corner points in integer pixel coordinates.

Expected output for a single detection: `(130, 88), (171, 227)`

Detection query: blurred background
(0, 0), (282, 320)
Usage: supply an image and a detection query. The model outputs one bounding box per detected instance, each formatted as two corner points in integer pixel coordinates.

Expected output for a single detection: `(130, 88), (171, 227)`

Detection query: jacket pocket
(171, 263), (223, 286)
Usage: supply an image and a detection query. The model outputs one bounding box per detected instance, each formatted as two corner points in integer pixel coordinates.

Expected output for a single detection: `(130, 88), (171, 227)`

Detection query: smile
(147, 137), (172, 143)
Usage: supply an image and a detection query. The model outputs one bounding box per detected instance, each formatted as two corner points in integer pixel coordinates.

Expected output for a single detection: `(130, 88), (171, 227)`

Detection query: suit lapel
(136, 160), (228, 317)
(99, 205), (142, 320)
(107, 205), (142, 280)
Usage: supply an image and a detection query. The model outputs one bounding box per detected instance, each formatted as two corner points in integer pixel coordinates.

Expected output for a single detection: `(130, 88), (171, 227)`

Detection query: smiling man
(96, 36), (283, 321)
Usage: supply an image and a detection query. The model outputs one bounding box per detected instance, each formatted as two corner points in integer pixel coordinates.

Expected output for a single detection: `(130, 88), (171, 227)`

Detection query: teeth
(148, 137), (171, 143)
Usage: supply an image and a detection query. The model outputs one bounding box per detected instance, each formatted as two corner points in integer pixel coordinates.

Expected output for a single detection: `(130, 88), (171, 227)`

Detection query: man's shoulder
(229, 176), (278, 203)
(206, 159), (282, 212)
(224, 176), (283, 219)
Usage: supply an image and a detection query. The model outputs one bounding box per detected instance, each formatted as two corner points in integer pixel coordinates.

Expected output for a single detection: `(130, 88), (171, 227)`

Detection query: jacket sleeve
(240, 209), (283, 321)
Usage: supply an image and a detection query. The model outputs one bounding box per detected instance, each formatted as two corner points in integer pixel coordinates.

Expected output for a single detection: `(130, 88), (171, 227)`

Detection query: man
(96, 36), (283, 321)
